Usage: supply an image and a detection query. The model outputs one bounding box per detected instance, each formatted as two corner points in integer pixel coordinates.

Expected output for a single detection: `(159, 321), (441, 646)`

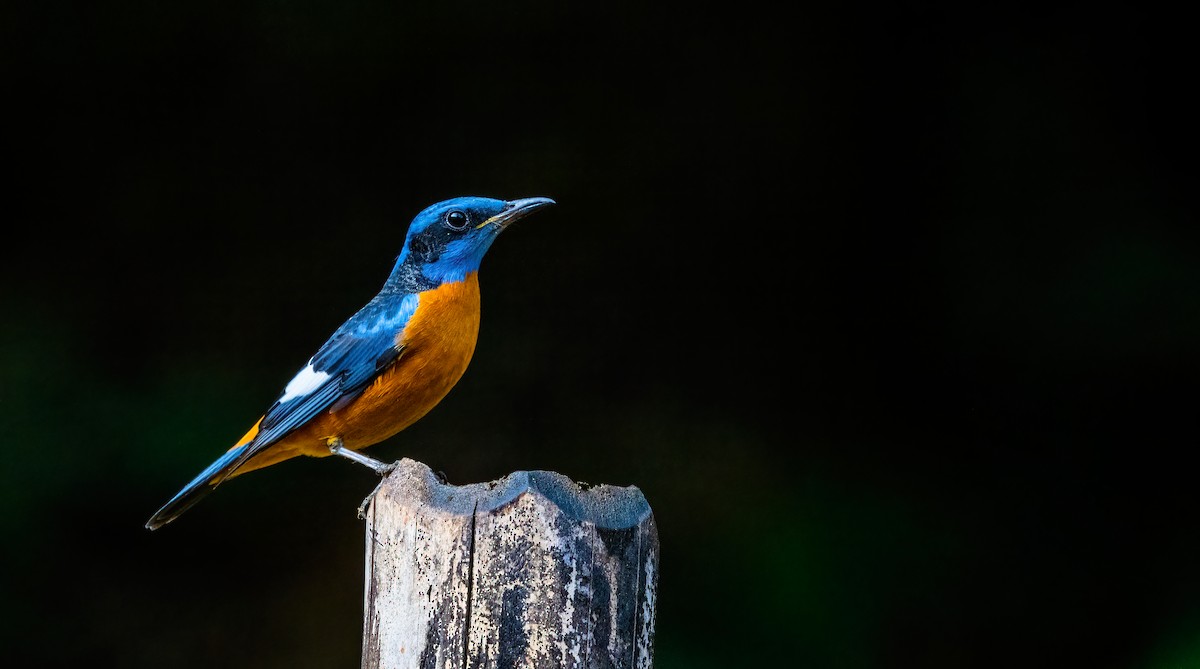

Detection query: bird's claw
(376, 460), (398, 476)
(358, 479), (387, 520)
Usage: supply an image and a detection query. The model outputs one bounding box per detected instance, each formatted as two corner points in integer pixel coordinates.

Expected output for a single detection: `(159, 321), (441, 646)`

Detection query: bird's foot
(357, 479), (387, 520)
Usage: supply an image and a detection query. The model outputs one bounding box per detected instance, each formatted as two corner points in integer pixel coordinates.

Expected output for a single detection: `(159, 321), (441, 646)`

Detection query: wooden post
(361, 458), (659, 669)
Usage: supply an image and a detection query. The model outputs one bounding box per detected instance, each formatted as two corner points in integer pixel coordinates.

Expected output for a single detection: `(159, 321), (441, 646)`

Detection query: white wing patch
(279, 363), (332, 403)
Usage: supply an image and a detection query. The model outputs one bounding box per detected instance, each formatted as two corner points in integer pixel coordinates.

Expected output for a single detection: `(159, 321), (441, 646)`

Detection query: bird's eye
(445, 210), (469, 230)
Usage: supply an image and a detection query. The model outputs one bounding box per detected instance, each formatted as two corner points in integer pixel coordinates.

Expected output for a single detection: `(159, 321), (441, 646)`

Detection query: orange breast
(232, 274), (482, 475)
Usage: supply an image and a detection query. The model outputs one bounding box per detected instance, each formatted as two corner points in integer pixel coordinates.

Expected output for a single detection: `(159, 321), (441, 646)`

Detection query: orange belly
(230, 274), (482, 475)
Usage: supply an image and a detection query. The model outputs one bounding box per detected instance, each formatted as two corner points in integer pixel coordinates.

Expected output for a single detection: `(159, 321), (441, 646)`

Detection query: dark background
(2, 1), (1197, 667)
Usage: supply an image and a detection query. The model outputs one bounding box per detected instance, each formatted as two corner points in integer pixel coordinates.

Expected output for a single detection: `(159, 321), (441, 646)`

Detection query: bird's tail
(145, 444), (249, 530)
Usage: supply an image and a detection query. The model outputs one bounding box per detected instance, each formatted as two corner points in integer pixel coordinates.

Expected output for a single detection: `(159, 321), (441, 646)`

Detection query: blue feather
(145, 445), (248, 530)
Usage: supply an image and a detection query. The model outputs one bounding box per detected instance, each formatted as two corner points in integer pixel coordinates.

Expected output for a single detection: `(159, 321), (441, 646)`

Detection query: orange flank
(231, 418), (263, 449)
(230, 273), (483, 476)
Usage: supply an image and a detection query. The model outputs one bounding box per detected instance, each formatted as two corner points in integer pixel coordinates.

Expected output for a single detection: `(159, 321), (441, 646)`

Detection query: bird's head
(388, 196), (555, 289)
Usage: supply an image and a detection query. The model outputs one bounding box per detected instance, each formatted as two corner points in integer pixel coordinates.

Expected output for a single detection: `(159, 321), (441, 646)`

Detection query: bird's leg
(327, 438), (396, 520)
(327, 438), (397, 475)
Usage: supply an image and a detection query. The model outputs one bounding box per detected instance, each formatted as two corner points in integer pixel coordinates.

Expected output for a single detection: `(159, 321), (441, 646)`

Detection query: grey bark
(361, 458), (659, 669)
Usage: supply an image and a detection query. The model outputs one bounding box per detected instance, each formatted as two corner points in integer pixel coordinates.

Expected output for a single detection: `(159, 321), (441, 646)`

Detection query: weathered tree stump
(361, 458), (659, 669)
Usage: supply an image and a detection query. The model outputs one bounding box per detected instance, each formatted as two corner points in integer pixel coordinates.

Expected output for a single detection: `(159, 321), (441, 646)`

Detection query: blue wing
(247, 292), (420, 451)
(145, 293), (419, 530)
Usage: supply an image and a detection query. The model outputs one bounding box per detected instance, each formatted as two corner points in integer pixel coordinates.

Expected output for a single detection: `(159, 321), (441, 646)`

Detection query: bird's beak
(477, 197), (556, 230)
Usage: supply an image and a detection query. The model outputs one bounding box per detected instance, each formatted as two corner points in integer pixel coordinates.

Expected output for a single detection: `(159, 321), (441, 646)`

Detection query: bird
(145, 195), (555, 530)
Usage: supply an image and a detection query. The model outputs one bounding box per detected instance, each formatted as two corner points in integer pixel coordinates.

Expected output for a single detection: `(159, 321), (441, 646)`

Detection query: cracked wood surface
(362, 458), (658, 669)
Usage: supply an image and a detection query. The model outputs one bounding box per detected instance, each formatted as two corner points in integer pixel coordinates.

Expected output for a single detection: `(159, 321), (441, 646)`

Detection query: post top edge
(378, 458), (653, 529)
